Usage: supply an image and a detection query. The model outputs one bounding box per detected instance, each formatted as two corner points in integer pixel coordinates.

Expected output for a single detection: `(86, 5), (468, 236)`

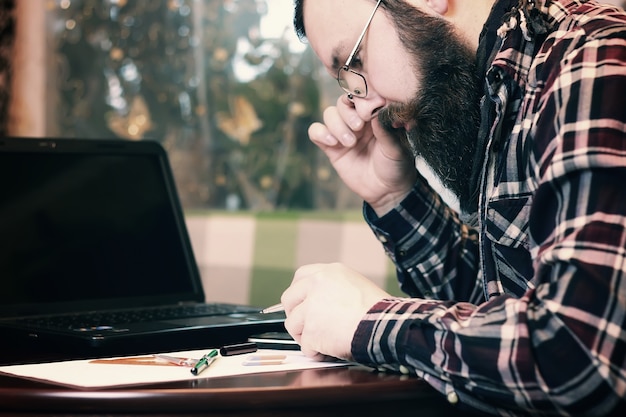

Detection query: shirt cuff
(363, 181), (440, 263)
(351, 297), (441, 367)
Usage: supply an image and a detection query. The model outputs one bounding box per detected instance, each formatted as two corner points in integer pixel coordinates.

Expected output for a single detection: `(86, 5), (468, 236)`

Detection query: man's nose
(352, 90), (386, 121)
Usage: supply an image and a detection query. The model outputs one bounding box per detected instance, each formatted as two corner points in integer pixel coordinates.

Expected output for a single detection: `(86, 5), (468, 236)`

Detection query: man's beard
(377, 3), (482, 211)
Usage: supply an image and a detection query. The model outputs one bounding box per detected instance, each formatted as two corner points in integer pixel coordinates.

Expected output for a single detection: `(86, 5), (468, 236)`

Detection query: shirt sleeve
(354, 12), (626, 416)
(364, 177), (483, 304)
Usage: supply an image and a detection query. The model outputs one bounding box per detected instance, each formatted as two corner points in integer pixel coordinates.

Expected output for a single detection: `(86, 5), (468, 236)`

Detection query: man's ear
(422, 0), (449, 15)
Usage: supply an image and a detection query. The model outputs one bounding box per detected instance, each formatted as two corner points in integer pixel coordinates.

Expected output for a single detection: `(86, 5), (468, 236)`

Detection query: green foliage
(49, 0), (351, 210)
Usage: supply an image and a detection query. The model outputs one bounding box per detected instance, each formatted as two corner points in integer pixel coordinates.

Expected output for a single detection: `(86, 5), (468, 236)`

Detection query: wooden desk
(0, 366), (475, 416)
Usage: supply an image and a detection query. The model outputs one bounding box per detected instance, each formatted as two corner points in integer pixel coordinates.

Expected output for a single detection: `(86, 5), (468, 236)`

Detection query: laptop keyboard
(12, 304), (260, 332)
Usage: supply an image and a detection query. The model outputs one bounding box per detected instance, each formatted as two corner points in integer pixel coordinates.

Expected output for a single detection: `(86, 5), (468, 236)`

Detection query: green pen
(190, 349), (218, 376)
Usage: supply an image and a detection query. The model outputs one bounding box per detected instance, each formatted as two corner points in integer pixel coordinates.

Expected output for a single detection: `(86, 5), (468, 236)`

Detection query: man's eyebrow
(330, 46), (345, 72)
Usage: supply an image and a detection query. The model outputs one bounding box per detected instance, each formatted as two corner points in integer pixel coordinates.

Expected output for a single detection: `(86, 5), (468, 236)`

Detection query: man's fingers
(282, 299), (305, 345)
(337, 95), (365, 132)
(292, 263), (326, 282)
(308, 122), (338, 147)
(300, 346), (327, 361)
(371, 118), (410, 162)
(322, 107), (357, 147)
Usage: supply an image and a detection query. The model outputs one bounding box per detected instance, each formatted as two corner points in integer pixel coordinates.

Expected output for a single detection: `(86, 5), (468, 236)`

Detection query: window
(9, 0), (361, 211)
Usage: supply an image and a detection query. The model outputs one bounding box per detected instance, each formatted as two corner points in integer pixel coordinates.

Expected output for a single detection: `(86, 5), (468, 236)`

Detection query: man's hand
(281, 263), (390, 361)
(308, 95), (417, 216)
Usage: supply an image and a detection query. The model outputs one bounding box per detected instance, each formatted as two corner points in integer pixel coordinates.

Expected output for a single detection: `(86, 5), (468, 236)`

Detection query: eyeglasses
(337, 0), (382, 98)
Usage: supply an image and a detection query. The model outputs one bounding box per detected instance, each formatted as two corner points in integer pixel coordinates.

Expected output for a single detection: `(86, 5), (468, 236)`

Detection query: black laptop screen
(0, 143), (201, 315)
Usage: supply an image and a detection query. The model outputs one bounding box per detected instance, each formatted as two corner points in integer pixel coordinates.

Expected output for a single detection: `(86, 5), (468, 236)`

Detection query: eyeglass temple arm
(343, 0), (383, 67)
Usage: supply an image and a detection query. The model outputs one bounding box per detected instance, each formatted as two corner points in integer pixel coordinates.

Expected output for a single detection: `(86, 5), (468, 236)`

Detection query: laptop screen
(0, 138), (203, 316)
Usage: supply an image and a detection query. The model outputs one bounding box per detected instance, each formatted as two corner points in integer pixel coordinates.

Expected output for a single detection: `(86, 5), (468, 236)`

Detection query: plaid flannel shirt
(354, 1), (626, 415)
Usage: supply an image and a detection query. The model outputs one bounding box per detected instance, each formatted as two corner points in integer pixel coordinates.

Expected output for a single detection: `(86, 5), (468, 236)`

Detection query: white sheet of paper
(0, 349), (350, 389)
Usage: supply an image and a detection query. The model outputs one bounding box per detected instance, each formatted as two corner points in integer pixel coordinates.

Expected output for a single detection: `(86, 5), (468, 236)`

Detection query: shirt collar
(476, 0), (519, 79)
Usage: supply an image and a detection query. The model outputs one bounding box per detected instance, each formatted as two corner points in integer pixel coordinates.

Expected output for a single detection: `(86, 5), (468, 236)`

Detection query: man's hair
(294, 0), (550, 41)
(294, 0), (387, 40)
(293, 0), (306, 40)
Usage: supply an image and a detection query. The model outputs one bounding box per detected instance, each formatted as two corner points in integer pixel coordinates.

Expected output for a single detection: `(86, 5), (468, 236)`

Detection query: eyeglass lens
(338, 68), (367, 98)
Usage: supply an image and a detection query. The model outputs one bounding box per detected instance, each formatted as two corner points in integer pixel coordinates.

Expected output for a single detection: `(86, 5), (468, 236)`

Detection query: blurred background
(2, 0), (362, 212)
(0, 0), (398, 306)
(1, 0), (624, 305)
(3, 0), (624, 210)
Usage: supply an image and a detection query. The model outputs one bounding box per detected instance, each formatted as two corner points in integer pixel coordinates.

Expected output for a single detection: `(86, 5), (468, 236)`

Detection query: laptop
(0, 137), (285, 363)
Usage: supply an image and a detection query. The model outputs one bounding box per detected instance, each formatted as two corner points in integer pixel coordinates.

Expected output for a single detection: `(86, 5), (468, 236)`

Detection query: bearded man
(280, 1), (626, 415)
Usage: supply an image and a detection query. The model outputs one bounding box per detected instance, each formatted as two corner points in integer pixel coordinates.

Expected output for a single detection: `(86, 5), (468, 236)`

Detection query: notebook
(0, 137), (285, 363)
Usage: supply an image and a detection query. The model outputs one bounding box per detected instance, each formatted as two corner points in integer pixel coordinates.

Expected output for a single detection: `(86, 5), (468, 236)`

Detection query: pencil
(260, 303), (285, 314)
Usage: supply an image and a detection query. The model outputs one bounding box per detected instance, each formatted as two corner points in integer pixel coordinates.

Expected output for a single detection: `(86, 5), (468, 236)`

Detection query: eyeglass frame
(337, 0), (383, 98)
